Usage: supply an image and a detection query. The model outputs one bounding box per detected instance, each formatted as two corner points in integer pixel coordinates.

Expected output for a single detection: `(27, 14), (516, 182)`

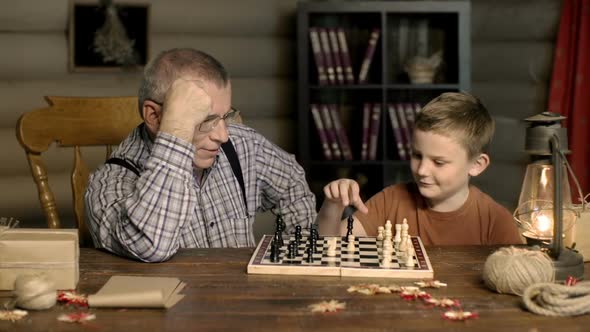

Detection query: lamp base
(522, 232), (552, 247)
(552, 248), (585, 281)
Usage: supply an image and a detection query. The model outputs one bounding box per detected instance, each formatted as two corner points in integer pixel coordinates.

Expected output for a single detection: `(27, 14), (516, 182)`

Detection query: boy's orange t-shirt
(355, 183), (523, 245)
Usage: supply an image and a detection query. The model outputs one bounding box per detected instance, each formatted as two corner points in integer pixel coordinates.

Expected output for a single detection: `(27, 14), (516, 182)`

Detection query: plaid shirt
(85, 124), (316, 262)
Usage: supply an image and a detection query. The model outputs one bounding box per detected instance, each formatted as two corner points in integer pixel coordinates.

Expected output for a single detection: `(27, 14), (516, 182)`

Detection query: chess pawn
(405, 246), (415, 267)
(347, 235), (355, 252)
(377, 226), (384, 241)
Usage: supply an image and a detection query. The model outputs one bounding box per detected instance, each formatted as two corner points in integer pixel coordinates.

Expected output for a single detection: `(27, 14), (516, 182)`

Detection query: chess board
(247, 235), (433, 279)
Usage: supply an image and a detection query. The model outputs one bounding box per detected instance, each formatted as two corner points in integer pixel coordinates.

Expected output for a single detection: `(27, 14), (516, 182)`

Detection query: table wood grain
(2, 246), (589, 331)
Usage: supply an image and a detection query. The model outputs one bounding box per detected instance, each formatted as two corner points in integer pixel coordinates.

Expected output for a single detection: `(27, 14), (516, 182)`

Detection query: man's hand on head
(159, 78), (211, 141)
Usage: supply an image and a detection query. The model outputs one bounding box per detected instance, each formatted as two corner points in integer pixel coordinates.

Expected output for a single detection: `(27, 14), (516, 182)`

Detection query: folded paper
(0, 228), (79, 290)
(88, 276), (185, 309)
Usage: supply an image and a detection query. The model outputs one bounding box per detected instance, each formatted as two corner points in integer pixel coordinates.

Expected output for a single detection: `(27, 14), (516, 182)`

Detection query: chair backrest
(16, 96), (142, 247)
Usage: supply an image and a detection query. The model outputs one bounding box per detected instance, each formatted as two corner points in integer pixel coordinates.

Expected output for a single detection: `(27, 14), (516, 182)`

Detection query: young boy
(317, 92), (523, 245)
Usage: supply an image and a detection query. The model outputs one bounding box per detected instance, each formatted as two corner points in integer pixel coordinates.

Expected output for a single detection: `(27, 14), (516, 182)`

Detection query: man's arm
(254, 137), (317, 234)
(85, 133), (197, 262)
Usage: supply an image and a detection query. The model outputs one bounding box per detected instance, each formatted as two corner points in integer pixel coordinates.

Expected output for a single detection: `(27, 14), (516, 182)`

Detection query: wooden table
(2, 246), (590, 331)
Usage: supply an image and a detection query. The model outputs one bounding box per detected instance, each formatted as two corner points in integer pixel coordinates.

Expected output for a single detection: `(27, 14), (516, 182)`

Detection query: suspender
(105, 139), (247, 211)
(104, 158), (140, 177)
(220, 140), (248, 213)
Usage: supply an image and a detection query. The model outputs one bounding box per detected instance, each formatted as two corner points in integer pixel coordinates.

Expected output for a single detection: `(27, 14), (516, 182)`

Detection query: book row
(310, 102), (422, 161)
(309, 27), (380, 85)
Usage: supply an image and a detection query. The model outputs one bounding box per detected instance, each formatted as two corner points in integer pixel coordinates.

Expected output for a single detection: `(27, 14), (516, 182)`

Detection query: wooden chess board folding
(247, 235), (433, 279)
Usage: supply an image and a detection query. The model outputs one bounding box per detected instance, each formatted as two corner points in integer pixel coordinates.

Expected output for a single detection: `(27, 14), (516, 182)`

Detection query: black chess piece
(287, 241), (297, 259)
(274, 230), (284, 247)
(306, 246), (314, 263)
(294, 225), (302, 246)
(276, 214), (286, 233)
(311, 227), (319, 241)
(311, 238), (318, 253)
(346, 215), (354, 238)
(270, 241), (280, 262)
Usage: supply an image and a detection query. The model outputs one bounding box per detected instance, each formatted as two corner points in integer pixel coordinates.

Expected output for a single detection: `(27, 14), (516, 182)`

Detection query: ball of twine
(13, 272), (57, 310)
(483, 246), (554, 296)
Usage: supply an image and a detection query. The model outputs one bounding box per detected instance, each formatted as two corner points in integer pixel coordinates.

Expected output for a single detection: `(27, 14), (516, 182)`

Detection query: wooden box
(0, 229), (79, 290)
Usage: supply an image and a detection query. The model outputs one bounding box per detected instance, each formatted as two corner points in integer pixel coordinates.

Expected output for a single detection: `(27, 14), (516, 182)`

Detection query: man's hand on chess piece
(323, 178), (368, 214)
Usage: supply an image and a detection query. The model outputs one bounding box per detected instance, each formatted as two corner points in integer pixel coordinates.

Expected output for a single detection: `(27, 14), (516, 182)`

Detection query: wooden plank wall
(470, 0), (561, 209)
(0, 0), (300, 237)
(0, 0), (561, 237)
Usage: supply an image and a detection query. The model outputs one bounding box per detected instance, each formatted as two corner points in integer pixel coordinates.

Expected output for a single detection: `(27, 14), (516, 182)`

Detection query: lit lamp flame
(531, 211), (553, 238)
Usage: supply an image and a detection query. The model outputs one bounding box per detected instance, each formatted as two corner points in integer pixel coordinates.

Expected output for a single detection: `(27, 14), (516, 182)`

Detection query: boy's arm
(317, 178), (368, 236)
(318, 201), (368, 236)
(338, 215), (368, 236)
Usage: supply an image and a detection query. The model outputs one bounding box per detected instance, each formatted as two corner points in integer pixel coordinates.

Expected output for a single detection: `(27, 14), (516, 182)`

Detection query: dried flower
(93, 4), (137, 65)
(308, 300), (346, 313)
(423, 297), (460, 308)
(57, 312), (96, 323)
(442, 310), (478, 321)
(348, 284), (392, 295)
(0, 309), (27, 322)
(57, 290), (88, 307)
(415, 280), (447, 288)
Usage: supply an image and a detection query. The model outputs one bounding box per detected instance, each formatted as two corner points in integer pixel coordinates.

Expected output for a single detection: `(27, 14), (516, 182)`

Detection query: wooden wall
(0, 0), (561, 237)
(470, 0), (561, 208)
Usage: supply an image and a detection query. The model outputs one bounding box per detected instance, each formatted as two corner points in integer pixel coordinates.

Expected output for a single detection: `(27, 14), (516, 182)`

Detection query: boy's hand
(323, 179), (368, 214)
(159, 78), (211, 140)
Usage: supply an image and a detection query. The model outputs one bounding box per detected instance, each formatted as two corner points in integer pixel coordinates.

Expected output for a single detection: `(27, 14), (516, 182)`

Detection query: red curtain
(548, 0), (590, 201)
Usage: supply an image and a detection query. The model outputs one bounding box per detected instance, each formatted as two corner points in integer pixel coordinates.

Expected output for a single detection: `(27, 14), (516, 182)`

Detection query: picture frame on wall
(69, 1), (150, 72)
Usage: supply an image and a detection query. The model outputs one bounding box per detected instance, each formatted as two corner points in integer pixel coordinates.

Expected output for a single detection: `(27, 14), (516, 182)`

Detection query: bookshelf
(297, 1), (471, 206)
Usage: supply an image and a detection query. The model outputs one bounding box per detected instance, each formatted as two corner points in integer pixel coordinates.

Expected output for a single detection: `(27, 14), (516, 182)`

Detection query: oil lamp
(513, 112), (584, 280)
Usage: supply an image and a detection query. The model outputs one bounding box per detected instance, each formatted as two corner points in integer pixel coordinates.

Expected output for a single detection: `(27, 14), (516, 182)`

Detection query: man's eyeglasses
(147, 99), (240, 133)
(198, 107), (241, 132)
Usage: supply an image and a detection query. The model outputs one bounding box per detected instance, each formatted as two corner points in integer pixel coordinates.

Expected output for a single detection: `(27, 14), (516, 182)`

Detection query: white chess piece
(405, 246), (415, 267)
(399, 219), (409, 252)
(384, 220), (393, 238)
(347, 234), (355, 252)
(399, 234), (407, 252)
(401, 218), (409, 235)
(327, 237), (337, 257)
(394, 223), (401, 249)
(384, 220), (393, 247)
(377, 226), (384, 241)
(381, 258), (391, 268)
(381, 251), (392, 268)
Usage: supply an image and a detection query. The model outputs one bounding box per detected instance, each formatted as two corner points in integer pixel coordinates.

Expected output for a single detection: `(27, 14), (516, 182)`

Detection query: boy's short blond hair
(415, 92), (494, 158)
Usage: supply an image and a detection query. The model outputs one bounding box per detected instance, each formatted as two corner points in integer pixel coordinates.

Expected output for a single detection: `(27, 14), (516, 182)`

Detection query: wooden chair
(16, 96), (142, 246)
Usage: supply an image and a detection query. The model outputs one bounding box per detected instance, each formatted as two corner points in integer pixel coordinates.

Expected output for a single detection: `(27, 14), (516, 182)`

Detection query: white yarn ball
(13, 272), (57, 310)
(483, 246), (555, 296)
